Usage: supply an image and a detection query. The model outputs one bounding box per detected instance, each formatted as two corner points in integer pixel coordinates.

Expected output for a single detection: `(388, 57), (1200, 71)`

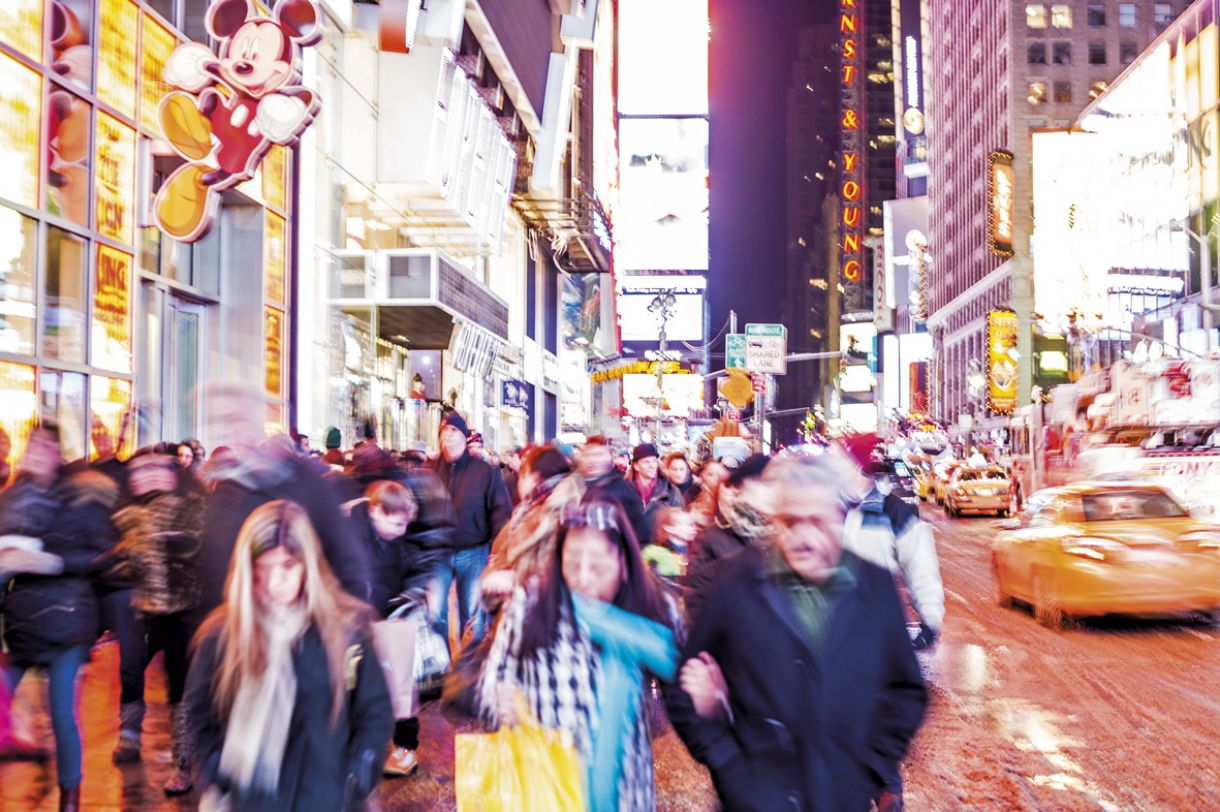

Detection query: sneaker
(383, 747), (419, 777)
(112, 737), (141, 764)
(163, 767), (193, 796)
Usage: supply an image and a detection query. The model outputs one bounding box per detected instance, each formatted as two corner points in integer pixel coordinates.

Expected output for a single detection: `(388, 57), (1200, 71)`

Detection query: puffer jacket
(1, 471), (118, 665)
(111, 489), (206, 615)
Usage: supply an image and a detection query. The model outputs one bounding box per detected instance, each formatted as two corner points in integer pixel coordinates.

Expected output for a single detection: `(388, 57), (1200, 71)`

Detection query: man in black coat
(578, 436), (649, 545)
(430, 411), (511, 642)
(665, 454), (927, 812)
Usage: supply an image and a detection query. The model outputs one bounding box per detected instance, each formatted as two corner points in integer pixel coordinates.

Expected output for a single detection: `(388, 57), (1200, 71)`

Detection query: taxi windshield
(1081, 490), (1187, 522)
(957, 468), (1006, 481)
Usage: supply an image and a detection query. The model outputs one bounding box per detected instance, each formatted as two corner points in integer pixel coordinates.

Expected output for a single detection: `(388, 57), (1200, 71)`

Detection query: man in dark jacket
(579, 436), (649, 545)
(665, 454), (927, 812)
(626, 443), (686, 542)
(430, 411), (511, 642)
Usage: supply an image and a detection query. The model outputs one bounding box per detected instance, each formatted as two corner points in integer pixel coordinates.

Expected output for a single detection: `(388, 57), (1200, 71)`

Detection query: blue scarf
(571, 594), (678, 812)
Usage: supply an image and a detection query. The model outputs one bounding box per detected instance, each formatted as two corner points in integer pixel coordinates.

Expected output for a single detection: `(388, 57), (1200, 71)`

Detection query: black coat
(664, 546), (927, 811)
(432, 452), (511, 551)
(193, 456), (370, 628)
(348, 501), (441, 616)
(634, 476), (687, 543)
(584, 472), (649, 546)
(185, 625), (392, 811)
(683, 523), (748, 620)
(0, 472), (118, 666)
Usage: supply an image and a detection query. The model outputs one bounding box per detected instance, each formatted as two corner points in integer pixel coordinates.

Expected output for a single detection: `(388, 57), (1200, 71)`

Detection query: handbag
(455, 700), (585, 812)
(410, 606), (451, 694)
(371, 604), (419, 720)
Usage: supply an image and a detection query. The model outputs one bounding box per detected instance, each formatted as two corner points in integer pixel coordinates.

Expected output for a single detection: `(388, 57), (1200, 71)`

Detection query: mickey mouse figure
(155, 0), (322, 241)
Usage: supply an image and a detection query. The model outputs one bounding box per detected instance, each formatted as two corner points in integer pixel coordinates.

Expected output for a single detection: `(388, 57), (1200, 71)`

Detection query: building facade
(926, 0), (1183, 425)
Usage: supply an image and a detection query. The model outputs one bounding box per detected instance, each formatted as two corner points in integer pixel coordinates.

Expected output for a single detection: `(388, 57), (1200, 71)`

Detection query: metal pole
(1203, 229), (1213, 350)
(729, 310), (737, 335)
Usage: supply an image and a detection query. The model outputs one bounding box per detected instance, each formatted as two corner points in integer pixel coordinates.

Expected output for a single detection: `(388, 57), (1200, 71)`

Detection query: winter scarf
(216, 604), (307, 795)
(723, 500), (772, 544)
(572, 594), (678, 812)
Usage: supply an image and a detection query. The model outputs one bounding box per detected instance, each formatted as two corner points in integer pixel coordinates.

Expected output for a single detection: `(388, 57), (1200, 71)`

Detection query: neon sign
(154, 0), (323, 243)
(840, 0), (863, 282)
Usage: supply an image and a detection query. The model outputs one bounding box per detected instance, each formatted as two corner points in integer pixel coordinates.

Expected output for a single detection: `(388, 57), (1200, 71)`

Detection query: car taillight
(1061, 537), (1124, 562)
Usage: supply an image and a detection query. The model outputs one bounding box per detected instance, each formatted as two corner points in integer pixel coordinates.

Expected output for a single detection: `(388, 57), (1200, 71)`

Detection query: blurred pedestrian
(665, 455), (926, 811)
(580, 436), (648, 544)
(476, 500), (680, 812)
(0, 427), (11, 490)
(687, 459), (730, 528)
(108, 451), (206, 792)
(185, 500), (391, 811)
(642, 506), (695, 588)
(430, 411), (511, 642)
(663, 452), (701, 505)
(466, 431), (485, 460)
(500, 446), (523, 507)
(481, 446), (585, 610)
(322, 426), (344, 468)
(613, 449), (632, 475)
(0, 425), (119, 812)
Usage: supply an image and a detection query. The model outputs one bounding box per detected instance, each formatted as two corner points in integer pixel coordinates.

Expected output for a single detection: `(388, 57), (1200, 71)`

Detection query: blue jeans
(5, 646), (88, 788)
(430, 544), (490, 643)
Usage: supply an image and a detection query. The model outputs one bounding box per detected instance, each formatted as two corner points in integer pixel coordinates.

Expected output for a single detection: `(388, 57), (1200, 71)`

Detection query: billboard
(616, 118), (709, 272)
(622, 373), (705, 418)
(987, 150), (1015, 257)
(617, 0), (708, 116)
(617, 275), (706, 343)
(895, 0), (927, 188)
(987, 309), (1019, 414)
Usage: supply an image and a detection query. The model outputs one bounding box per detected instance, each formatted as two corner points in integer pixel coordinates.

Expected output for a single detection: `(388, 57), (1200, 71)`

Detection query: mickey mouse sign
(154, 0), (323, 242)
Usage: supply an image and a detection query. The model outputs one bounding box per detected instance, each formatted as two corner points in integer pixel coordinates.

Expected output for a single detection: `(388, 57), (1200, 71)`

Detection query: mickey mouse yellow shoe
(154, 164), (214, 241)
(159, 92), (213, 162)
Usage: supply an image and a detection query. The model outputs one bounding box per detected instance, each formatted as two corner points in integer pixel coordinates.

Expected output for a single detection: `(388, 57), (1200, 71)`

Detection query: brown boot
(58, 785), (80, 812)
(163, 703), (194, 796)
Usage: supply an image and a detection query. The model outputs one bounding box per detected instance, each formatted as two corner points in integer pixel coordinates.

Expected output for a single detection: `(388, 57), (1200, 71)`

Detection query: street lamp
(647, 292), (677, 438)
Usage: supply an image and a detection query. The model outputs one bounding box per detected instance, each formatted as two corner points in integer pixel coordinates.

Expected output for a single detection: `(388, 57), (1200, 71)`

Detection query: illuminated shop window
(265, 306), (286, 399)
(1051, 4), (1072, 28)
(1089, 41), (1107, 64)
(97, 0), (139, 119)
(0, 207), (38, 356)
(95, 112), (136, 246)
(39, 369), (87, 462)
(1029, 42), (1047, 64)
(1120, 41), (1138, 63)
(1089, 80), (1109, 99)
(1052, 42), (1072, 64)
(1027, 4), (1048, 28)
(264, 211), (287, 305)
(90, 375), (135, 459)
(1118, 3), (1137, 28)
(43, 227), (87, 363)
(1154, 4), (1174, 30)
(1053, 81), (1072, 102)
(0, 0), (44, 62)
(263, 145), (288, 212)
(1027, 80), (1048, 104)
(50, 0), (96, 94)
(1087, 3), (1106, 26)
(0, 361), (37, 483)
(46, 90), (92, 228)
(92, 244), (133, 373)
(0, 53), (43, 210)
(140, 13), (176, 133)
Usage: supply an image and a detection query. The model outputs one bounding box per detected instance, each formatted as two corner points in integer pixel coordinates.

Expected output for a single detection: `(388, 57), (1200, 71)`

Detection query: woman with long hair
(184, 500), (391, 811)
(476, 499), (681, 812)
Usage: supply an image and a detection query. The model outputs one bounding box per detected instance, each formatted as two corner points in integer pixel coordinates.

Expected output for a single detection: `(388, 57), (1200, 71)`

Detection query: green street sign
(745, 323), (786, 337)
(726, 334), (747, 369)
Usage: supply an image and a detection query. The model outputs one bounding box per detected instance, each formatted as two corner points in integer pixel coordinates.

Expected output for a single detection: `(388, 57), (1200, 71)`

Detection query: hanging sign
(154, 0), (323, 243)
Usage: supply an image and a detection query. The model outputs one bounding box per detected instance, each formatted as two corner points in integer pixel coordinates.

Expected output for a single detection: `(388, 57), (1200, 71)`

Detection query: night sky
(707, 0), (836, 331)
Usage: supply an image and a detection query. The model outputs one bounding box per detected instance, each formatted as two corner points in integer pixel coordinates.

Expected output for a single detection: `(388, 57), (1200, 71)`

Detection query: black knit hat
(632, 443), (660, 463)
(439, 411), (470, 438)
(727, 454), (770, 488)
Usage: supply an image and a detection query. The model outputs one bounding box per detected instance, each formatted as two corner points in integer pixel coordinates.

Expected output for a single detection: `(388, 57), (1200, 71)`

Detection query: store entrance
(138, 282), (205, 448)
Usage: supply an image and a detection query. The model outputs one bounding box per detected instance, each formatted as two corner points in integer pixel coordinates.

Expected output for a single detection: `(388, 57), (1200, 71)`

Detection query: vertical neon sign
(841, 0), (863, 282)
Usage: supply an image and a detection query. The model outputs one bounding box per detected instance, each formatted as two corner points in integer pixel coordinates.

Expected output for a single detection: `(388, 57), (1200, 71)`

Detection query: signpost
(744, 323), (787, 375)
(726, 334), (747, 369)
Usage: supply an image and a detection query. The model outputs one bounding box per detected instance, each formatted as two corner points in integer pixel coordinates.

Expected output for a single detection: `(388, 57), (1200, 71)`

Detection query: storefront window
(263, 145), (288, 211)
(97, 0), (139, 119)
(140, 12), (176, 133)
(90, 374), (135, 458)
(93, 244), (133, 373)
(0, 361), (37, 484)
(265, 306), (285, 398)
(39, 369), (87, 462)
(47, 90), (92, 228)
(95, 111), (136, 245)
(50, 0), (95, 94)
(43, 226), (87, 362)
(1, 0), (44, 62)
(0, 52), (43, 210)
(265, 210), (286, 304)
(0, 207), (38, 355)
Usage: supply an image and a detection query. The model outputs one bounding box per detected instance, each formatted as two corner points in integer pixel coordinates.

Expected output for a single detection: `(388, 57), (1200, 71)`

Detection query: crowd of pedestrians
(0, 384), (944, 811)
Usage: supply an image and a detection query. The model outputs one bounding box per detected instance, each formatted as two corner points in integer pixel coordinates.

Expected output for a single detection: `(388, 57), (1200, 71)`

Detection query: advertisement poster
(93, 245), (132, 373)
(140, 14), (175, 133)
(95, 112), (137, 246)
(988, 150), (1015, 257)
(987, 309), (1019, 413)
(264, 210), (286, 304)
(265, 307), (285, 399)
(263, 144), (288, 211)
(98, 0), (139, 119)
(0, 53), (41, 210)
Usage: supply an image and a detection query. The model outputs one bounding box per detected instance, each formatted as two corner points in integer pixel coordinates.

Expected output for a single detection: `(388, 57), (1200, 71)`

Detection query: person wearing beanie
(430, 411), (510, 642)
(627, 443), (685, 543)
(579, 436), (649, 544)
(322, 427), (344, 468)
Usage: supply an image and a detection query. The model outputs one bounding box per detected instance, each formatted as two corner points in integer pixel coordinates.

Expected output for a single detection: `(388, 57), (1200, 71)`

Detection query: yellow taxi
(992, 483), (1220, 629)
(931, 462), (962, 505)
(945, 466), (1010, 517)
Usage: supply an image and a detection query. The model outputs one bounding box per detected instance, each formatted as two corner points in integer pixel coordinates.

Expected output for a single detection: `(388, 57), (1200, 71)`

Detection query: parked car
(945, 466), (1010, 517)
(992, 483), (1220, 629)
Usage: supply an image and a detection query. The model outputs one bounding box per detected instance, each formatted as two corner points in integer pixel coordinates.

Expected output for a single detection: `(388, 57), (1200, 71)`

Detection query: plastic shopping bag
(455, 713), (585, 811)
(372, 612), (418, 720)
(411, 607), (451, 694)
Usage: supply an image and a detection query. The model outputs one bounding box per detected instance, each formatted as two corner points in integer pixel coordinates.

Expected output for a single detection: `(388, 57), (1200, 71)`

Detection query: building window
(1120, 40), (1139, 63)
(1154, 4), (1175, 30)
(0, 206), (37, 356)
(1028, 117), (1048, 129)
(1089, 80), (1109, 99)
(1118, 3), (1137, 27)
(1051, 4), (1073, 28)
(1052, 42), (1072, 64)
(43, 227), (88, 364)
(1053, 80), (1072, 102)
(1089, 41), (1107, 64)
(1027, 3), (1048, 28)
(1028, 80), (1048, 104)
(1087, 3), (1107, 26)
(1029, 42), (1048, 64)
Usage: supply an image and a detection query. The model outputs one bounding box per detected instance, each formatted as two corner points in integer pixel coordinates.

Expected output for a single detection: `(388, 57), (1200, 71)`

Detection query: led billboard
(617, 275), (706, 343)
(617, 0), (708, 116)
(617, 118), (709, 272)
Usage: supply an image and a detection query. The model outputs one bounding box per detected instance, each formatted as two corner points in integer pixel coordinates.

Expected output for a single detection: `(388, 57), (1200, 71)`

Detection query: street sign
(725, 334), (747, 369)
(744, 323), (787, 374)
(752, 373), (766, 395)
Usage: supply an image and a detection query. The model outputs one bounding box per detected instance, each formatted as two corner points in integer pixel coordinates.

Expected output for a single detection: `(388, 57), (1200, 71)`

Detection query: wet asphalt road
(4, 503), (1220, 810)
